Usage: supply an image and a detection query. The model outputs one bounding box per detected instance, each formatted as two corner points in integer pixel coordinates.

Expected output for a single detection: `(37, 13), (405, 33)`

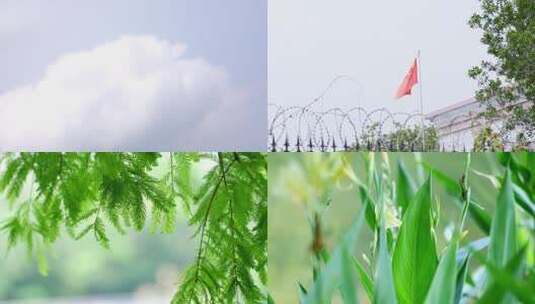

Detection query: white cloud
(0, 35), (259, 150)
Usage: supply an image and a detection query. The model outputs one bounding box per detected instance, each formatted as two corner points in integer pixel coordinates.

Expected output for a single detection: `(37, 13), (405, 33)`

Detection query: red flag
(395, 59), (418, 99)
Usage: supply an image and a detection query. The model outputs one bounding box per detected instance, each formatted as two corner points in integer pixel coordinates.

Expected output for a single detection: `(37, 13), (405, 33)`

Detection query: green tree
(473, 126), (505, 151)
(357, 123), (438, 151)
(0, 152), (267, 303)
(468, 0), (535, 141)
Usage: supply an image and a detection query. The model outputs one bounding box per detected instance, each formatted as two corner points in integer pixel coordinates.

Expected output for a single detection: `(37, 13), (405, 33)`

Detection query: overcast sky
(0, 0), (266, 151)
(269, 0), (488, 115)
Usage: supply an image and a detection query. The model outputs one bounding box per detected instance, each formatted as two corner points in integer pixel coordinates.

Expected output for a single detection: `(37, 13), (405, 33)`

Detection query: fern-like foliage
(171, 152), (267, 303)
(0, 152), (267, 303)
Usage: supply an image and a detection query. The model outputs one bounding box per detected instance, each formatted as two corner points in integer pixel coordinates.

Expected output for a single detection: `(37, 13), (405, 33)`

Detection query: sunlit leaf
(396, 161), (415, 215)
(393, 176), (438, 304)
(424, 238), (458, 304)
(488, 169), (517, 268)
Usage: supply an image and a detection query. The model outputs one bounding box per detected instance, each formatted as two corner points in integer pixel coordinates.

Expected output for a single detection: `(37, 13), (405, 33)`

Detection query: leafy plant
(273, 153), (534, 304)
(468, 0), (535, 142)
(0, 152), (267, 303)
(356, 123), (438, 151)
(474, 127), (505, 151)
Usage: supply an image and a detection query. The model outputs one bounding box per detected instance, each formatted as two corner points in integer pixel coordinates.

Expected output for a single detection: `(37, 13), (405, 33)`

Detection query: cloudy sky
(269, 0), (488, 115)
(0, 0), (266, 151)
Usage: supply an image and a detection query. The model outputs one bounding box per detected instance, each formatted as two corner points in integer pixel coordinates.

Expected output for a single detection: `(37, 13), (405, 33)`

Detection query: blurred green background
(0, 216), (195, 303)
(268, 152), (502, 303)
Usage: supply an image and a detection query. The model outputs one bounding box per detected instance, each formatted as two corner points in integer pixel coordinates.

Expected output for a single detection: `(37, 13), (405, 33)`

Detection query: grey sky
(0, 0), (266, 151)
(269, 0), (488, 115)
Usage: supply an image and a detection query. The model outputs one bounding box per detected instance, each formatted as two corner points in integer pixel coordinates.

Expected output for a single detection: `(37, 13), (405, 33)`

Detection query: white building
(426, 97), (531, 150)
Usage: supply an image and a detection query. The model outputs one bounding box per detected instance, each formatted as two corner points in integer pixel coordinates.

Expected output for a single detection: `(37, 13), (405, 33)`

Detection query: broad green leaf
(303, 209), (365, 304)
(396, 161), (415, 215)
(488, 169), (517, 268)
(424, 239), (458, 304)
(454, 254), (470, 304)
(354, 257), (374, 301)
(374, 226), (397, 304)
(393, 176), (438, 304)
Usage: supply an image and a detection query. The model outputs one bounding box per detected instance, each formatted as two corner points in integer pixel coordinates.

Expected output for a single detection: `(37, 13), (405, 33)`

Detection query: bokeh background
(268, 153), (502, 303)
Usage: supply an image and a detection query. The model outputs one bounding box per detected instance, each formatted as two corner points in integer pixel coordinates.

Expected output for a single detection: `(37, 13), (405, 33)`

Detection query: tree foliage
(0, 152), (267, 303)
(357, 123), (438, 151)
(469, 0), (535, 140)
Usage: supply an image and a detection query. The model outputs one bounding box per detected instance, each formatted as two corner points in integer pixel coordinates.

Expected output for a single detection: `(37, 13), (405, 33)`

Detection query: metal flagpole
(417, 50), (425, 150)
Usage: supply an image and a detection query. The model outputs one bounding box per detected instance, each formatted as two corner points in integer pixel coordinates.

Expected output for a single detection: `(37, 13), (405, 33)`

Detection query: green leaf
(353, 257), (374, 301)
(473, 168), (535, 217)
(94, 217), (110, 249)
(303, 209), (366, 304)
(454, 254), (470, 304)
(488, 169), (517, 268)
(512, 184), (535, 217)
(396, 161), (415, 214)
(374, 227), (397, 304)
(392, 176), (438, 304)
(36, 244), (49, 276)
(358, 186), (377, 230)
(424, 239), (458, 304)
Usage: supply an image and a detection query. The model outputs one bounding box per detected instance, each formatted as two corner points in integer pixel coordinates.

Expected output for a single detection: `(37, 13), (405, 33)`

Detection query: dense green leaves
(171, 153), (267, 304)
(0, 152), (267, 303)
(392, 176), (438, 304)
(469, 0), (535, 140)
(276, 153), (533, 304)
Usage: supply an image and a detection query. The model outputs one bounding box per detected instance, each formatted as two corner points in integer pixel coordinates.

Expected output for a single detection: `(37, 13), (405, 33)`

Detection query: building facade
(426, 97), (531, 150)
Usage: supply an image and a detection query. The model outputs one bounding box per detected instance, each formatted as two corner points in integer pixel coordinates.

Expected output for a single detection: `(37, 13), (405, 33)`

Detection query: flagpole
(417, 50), (425, 150)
